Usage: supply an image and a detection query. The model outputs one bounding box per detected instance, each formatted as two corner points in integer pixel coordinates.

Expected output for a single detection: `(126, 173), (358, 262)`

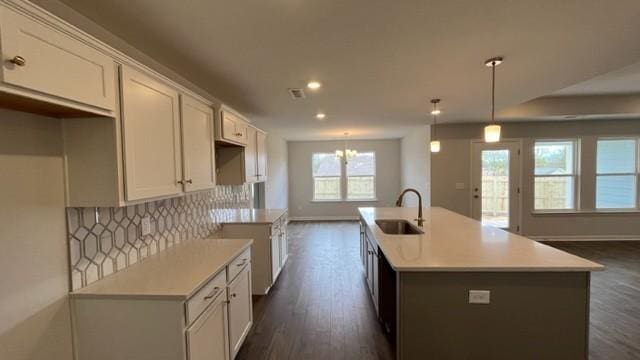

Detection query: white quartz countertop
(220, 208), (287, 224)
(71, 238), (252, 299)
(359, 207), (604, 272)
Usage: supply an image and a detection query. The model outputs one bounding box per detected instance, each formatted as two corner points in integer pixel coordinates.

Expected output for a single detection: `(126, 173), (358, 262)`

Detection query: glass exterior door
(471, 141), (521, 233)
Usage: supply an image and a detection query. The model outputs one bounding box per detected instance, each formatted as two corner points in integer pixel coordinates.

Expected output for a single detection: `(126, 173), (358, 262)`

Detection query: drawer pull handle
(203, 286), (220, 300)
(9, 56), (26, 66)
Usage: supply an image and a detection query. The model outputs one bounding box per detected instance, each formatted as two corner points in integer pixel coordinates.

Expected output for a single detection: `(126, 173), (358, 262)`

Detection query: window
(311, 151), (377, 201)
(534, 140), (577, 210)
(312, 153), (342, 200)
(347, 152), (376, 200)
(596, 138), (638, 209)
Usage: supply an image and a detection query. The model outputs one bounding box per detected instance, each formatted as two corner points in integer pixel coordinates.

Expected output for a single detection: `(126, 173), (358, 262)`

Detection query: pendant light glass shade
(430, 98), (441, 153)
(484, 57), (503, 143)
(484, 124), (501, 143)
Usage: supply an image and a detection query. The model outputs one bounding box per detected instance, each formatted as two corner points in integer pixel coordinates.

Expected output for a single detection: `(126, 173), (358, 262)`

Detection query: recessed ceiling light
(316, 112), (326, 120)
(307, 81), (322, 90)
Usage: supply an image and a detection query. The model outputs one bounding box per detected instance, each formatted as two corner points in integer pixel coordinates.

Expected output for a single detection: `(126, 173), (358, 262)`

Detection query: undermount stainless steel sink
(375, 219), (424, 235)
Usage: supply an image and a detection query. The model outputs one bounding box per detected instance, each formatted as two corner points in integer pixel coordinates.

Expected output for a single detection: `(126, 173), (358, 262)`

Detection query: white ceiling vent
(288, 88), (306, 99)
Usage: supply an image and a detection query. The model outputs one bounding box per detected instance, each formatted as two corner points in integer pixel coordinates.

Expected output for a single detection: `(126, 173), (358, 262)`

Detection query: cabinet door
(221, 111), (237, 142)
(235, 121), (248, 145)
(181, 95), (216, 192)
(366, 241), (374, 294)
(256, 130), (267, 182)
(244, 126), (257, 183)
(187, 292), (230, 360)
(121, 65), (183, 201)
(372, 246), (379, 310)
(0, 8), (115, 111)
(228, 265), (253, 358)
(278, 226), (288, 267)
(271, 227), (281, 282)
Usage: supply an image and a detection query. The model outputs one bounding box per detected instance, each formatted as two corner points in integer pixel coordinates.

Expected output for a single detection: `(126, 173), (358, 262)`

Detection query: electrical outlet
(141, 216), (152, 236)
(469, 290), (490, 304)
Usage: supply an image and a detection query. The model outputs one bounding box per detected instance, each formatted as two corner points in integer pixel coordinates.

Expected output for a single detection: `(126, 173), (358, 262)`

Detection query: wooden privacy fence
(482, 175), (571, 214)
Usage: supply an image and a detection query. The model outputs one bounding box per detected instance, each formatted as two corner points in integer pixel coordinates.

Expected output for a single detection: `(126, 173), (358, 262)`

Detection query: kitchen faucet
(395, 188), (424, 227)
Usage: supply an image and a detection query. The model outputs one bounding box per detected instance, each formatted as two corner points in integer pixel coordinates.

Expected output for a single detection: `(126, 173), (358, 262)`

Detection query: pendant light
(430, 98), (441, 153)
(484, 57), (503, 143)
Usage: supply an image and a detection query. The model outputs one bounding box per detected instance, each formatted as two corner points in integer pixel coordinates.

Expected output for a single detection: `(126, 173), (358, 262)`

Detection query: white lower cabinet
(221, 211), (288, 295)
(228, 265), (253, 358)
(187, 289), (230, 360)
(71, 245), (253, 360)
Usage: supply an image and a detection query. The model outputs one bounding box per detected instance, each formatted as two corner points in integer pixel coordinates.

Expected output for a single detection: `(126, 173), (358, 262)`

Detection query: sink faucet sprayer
(395, 188), (424, 227)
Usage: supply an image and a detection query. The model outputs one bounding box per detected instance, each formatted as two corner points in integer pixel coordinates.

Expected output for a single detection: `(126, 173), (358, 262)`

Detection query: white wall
(400, 125), (431, 207)
(265, 133), (288, 209)
(0, 110), (73, 360)
(288, 139), (401, 220)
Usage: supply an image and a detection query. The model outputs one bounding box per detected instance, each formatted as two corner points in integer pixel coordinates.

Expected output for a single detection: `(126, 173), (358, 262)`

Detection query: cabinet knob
(186, 179), (193, 184)
(9, 56), (26, 67)
(231, 293), (237, 298)
(177, 180), (184, 185)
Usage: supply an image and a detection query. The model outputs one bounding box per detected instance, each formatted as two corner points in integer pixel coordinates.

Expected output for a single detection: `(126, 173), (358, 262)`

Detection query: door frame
(469, 139), (523, 234)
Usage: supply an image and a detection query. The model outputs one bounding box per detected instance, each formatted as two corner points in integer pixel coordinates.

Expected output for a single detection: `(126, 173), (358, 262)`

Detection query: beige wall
(288, 139), (401, 219)
(265, 133), (288, 209)
(400, 126), (431, 207)
(431, 119), (640, 238)
(0, 110), (73, 360)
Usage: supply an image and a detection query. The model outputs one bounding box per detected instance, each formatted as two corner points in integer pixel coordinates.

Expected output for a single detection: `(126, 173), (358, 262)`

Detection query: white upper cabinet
(180, 94), (216, 192)
(216, 107), (248, 145)
(256, 129), (267, 182)
(244, 126), (258, 183)
(0, 6), (116, 112)
(121, 65), (183, 201)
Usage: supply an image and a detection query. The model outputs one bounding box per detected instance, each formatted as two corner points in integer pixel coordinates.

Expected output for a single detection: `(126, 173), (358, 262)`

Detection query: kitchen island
(359, 207), (603, 360)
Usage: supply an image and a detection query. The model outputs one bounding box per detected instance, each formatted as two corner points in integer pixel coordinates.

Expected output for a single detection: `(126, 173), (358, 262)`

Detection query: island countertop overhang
(359, 207), (604, 272)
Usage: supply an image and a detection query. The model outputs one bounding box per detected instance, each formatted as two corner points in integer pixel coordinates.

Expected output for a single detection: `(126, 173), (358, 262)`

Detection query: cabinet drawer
(186, 268), (227, 325)
(0, 7), (116, 111)
(228, 248), (251, 282)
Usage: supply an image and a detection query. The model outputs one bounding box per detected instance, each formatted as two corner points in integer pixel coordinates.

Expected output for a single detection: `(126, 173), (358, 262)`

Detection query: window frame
(532, 139), (580, 212)
(595, 137), (640, 210)
(346, 151), (377, 201)
(310, 151), (378, 202)
(311, 152), (342, 201)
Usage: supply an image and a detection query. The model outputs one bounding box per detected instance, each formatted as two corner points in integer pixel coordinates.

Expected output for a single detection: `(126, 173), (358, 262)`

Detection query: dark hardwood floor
(236, 221), (394, 360)
(546, 241), (640, 360)
(236, 222), (640, 360)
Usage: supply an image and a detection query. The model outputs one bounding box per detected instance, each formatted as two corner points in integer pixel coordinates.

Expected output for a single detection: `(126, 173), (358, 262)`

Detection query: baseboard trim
(289, 216), (359, 222)
(529, 235), (640, 242)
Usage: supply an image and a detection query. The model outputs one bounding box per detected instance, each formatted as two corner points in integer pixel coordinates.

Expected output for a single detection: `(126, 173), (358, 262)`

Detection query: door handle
(473, 195), (479, 199)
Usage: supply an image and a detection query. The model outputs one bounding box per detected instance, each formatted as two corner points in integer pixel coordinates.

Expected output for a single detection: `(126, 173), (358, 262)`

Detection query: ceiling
(55, 0), (640, 140)
(553, 61), (640, 96)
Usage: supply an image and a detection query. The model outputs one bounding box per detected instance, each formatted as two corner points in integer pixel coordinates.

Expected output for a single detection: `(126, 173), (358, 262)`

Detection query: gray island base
(359, 207), (603, 360)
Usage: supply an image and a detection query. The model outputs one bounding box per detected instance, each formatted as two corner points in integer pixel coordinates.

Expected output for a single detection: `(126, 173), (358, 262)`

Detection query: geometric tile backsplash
(67, 184), (252, 290)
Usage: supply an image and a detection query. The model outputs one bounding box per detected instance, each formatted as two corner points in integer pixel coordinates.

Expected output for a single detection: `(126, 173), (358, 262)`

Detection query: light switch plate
(469, 290), (490, 304)
(455, 182), (465, 190)
(141, 216), (151, 236)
